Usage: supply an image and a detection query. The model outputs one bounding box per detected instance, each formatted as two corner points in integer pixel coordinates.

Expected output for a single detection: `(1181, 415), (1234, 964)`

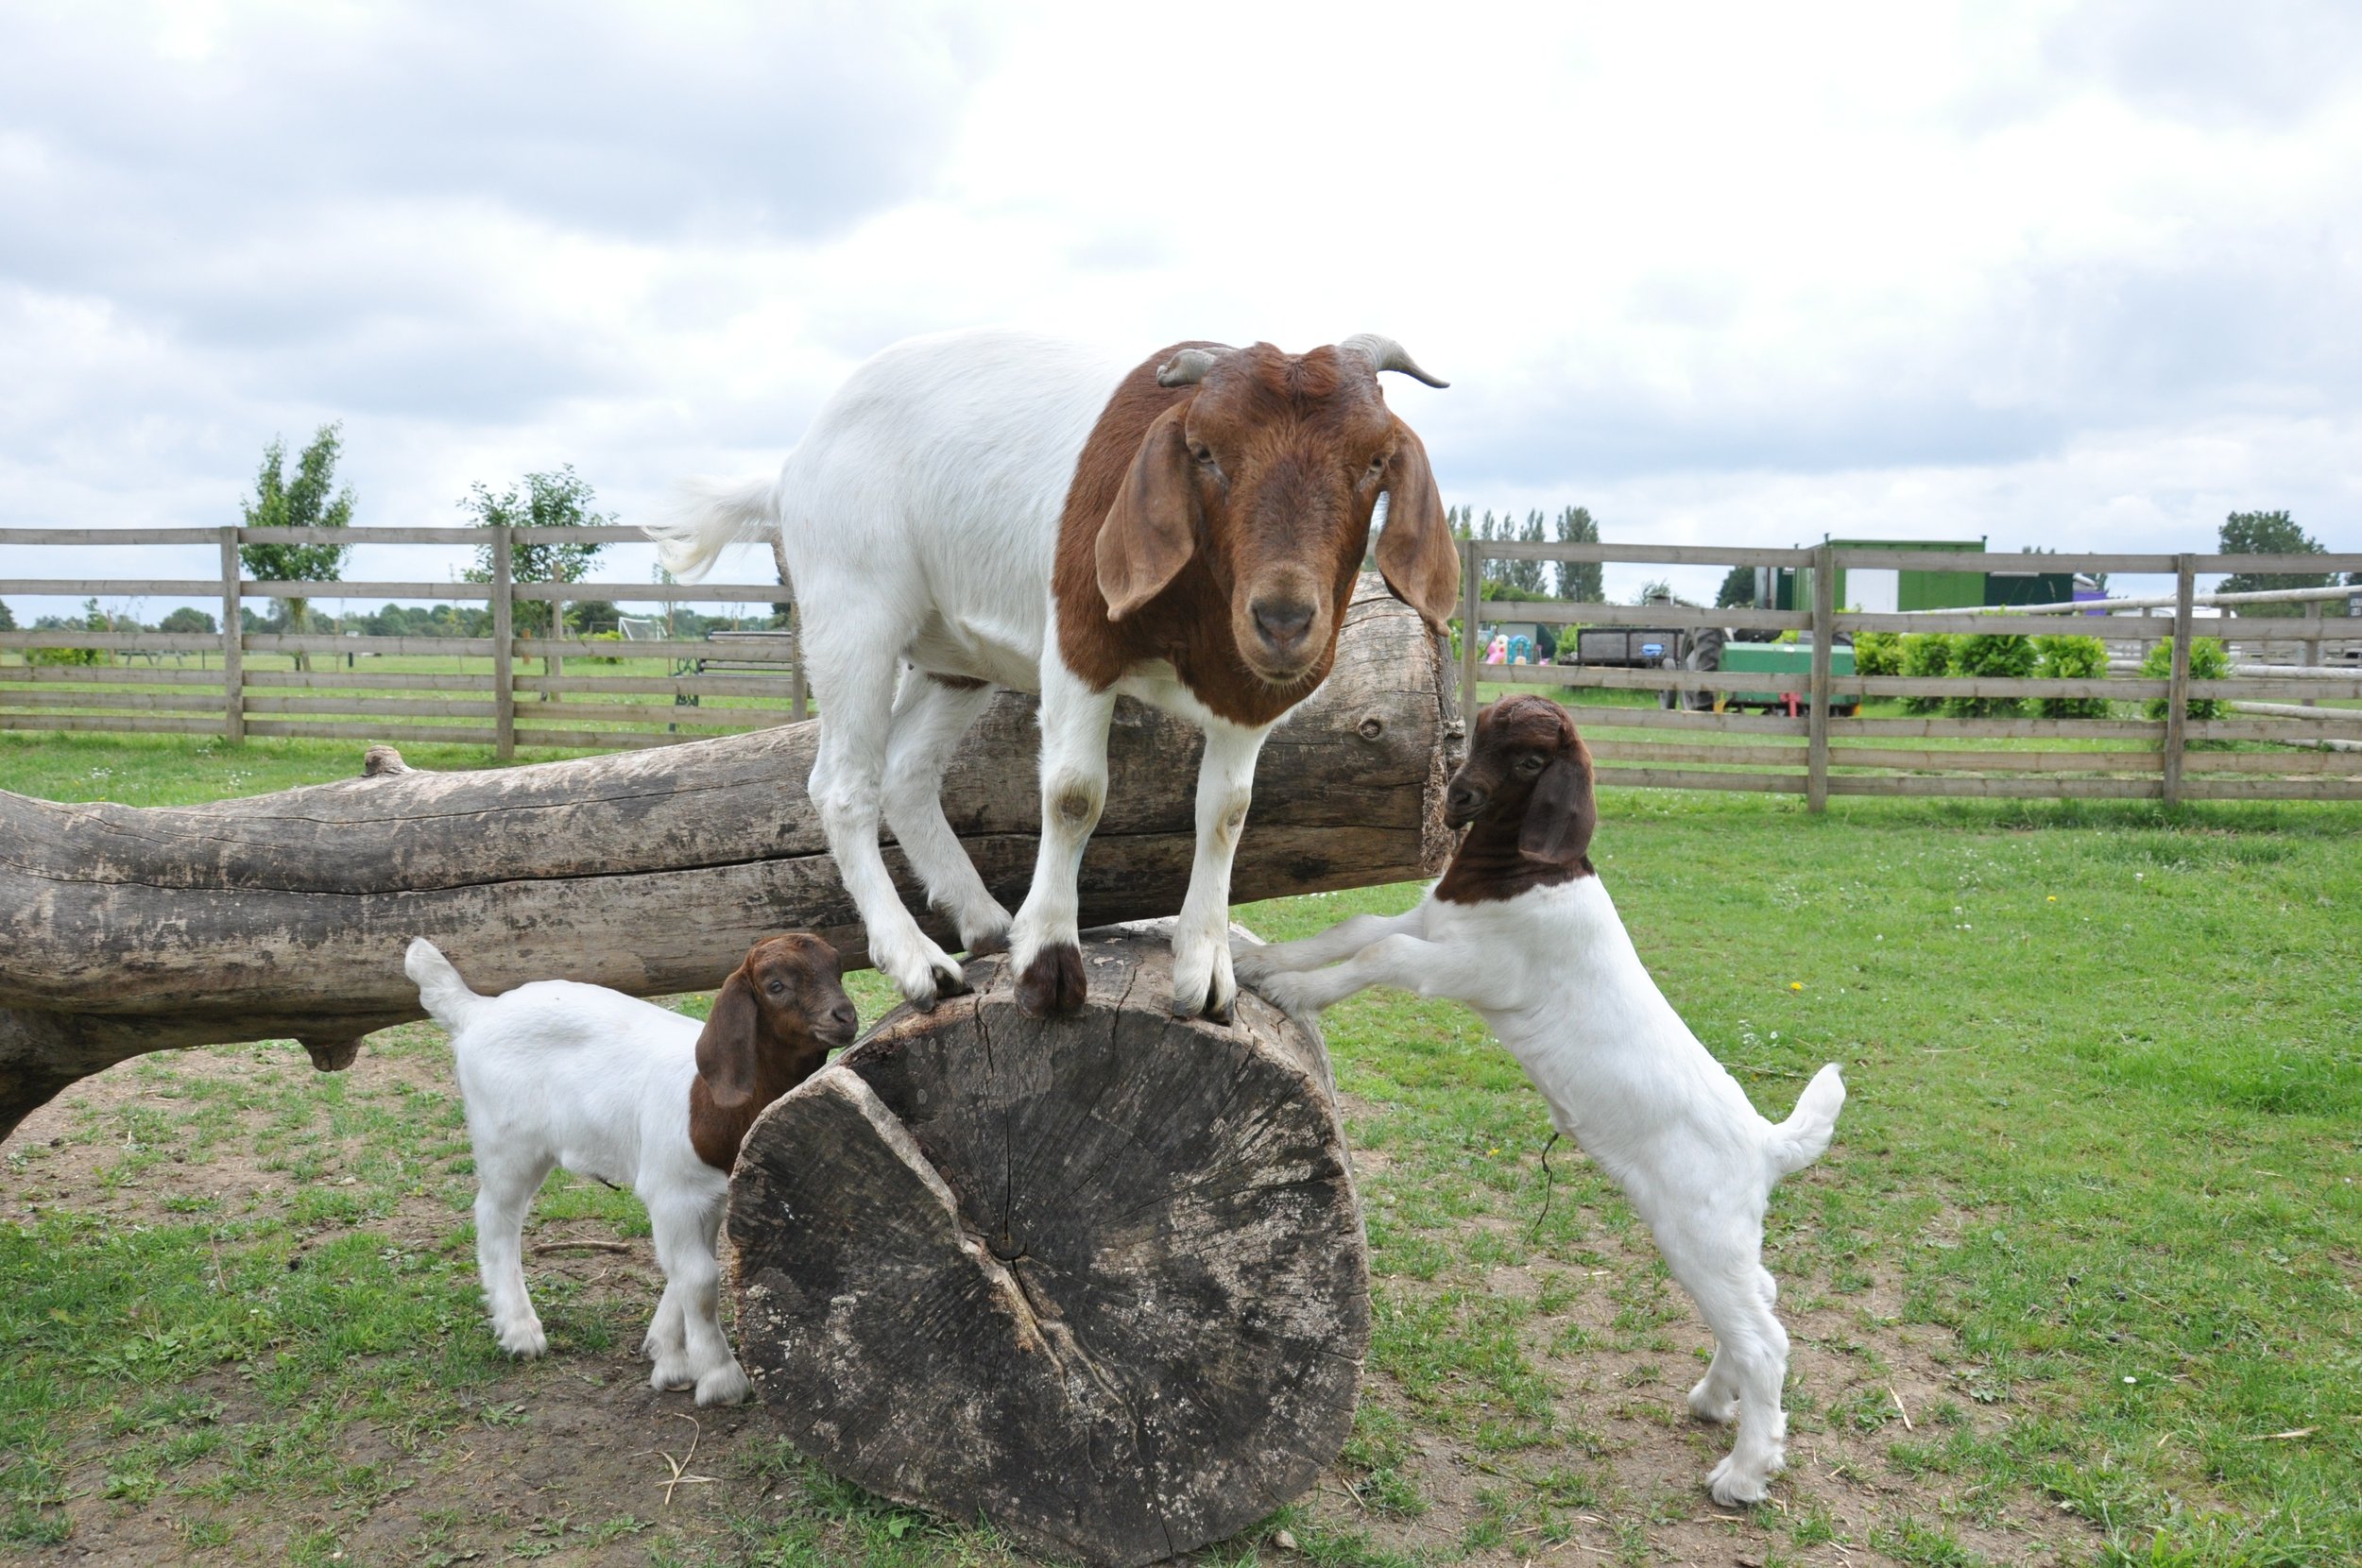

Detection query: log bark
(729, 926), (1364, 1566)
(0, 580), (1458, 1138)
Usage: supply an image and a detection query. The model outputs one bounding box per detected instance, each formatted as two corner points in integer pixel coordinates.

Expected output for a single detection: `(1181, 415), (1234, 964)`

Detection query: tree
(2217, 511), (2334, 616)
(463, 468), (610, 637)
(240, 425), (356, 667)
(1714, 565), (1755, 608)
(158, 606), (217, 634)
(0, 600), (14, 632)
(1553, 506), (1601, 603)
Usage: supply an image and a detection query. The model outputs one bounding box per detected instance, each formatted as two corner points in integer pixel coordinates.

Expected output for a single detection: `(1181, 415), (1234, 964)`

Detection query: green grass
(3, 733), (2356, 1564)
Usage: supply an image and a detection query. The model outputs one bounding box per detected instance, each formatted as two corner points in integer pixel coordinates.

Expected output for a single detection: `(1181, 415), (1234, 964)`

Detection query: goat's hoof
(932, 962), (971, 1000)
(1705, 1455), (1776, 1508)
(695, 1363), (753, 1406)
(1230, 944), (1277, 985)
(1687, 1386), (1739, 1425)
(650, 1358), (697, 1393)
(1014, 943), (1086, 1016)
(1172, 987), (1234, 1025)
(964, 925), (1011, 959)
(495, 1322), (548, 1358)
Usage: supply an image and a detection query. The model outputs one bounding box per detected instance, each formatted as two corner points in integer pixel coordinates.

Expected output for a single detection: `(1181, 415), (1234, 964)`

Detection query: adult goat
(652, 330), (1459, 1019)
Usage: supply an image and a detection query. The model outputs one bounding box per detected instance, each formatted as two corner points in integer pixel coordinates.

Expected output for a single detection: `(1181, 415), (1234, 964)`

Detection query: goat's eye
(1515, 754), (1546, 774)
(766, 980), (787, 996)
(1368, 452), (1389, 475)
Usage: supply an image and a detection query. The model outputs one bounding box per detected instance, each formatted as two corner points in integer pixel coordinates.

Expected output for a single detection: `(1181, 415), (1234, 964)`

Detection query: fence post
(492, 525), (515, 761)
(1806, 542), (1834, 812)
(2301, 599), (2321, 707)
(218, 526), (245, 742)
(1459, 537), (1481, 735)
(2161, 554), (2195, 809)
(548, 594), (563, 708)
(790, 617), (808, 722)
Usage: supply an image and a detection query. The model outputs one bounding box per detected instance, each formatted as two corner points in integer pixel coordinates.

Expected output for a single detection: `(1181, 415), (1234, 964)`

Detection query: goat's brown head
(1096, 334), (1460, 687)
(1434, 695), (1600, 902)
(689, 932), (857, 1170)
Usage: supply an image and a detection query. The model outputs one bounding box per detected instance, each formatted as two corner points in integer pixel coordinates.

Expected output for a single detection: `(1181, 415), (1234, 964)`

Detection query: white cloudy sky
(3, 0), (2357, 617)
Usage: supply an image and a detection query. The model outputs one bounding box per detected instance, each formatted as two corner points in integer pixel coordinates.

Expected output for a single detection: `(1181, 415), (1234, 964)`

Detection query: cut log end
(360, 744), (411, 776)
(727, 929), (1369, 1567)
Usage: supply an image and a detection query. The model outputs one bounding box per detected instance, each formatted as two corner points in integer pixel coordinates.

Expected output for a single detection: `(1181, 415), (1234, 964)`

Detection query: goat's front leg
(647, 1193), (749, 1406)
(1008, 661), (1117, 1016)
(1234, 903), (1430, 986)
(1169, 719), (1271, 1022)
(1257, 932), (1496, 1021)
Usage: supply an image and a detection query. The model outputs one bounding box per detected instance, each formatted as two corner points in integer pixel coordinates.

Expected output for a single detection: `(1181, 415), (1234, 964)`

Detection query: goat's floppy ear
(1097, 404), (1200, 622)
(1374, 423), (1459, 633)
(1518, 740), (1599, 870)
(693, 968), (763, 1110)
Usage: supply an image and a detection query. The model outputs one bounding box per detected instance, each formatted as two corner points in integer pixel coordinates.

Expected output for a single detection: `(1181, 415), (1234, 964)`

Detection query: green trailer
(1708, 641), (1858, 716)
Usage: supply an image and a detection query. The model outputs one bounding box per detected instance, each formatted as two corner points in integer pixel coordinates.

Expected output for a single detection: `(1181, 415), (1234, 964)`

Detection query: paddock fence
(0, 525), (802, 758)
(1454, 542), (2362, 808)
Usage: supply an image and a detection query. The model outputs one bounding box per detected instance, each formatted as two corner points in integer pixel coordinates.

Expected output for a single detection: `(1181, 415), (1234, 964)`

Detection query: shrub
(158, 606), (218, 635)
(582, 630), (626, 666)
(1947, 630), (2035, 718)
(26, 599), (111, 667)
(2142, 636), (2233, 722)
(2034, 634), (2110, 719)
(1851, 629), (1902, 677)
(1897, 632), (1954, 714)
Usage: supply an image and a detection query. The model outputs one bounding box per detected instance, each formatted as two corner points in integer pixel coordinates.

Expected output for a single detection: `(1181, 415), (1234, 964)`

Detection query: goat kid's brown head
(693, 933), (857, 1112)
(1097, 334), (1460, 686)
(1448, 695), (1600, 870)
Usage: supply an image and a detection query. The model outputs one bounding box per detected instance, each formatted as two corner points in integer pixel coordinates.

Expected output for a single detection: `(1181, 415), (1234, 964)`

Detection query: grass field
(3, 732), (2357, 1566)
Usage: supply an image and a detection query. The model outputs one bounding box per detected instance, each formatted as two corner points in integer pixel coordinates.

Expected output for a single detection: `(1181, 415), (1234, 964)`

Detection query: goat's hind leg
(471, 1147), (556, 1357)
(882, 670), (1012, 957)
(805, 631), (967, 1007)
(1653, 1208), (1790, 1506)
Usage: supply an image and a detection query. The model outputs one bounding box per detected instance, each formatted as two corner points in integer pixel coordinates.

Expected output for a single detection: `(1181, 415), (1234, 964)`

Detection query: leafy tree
(2143, 637), (2233, 721)
(2034, 634), (2109, 719)
(1898, 632), (1954, 715)
(240, 424), (356, 666)
(1714, 564), (1755, 608)
(2217, 510), (2333, 616)
(0, 599), (14, 632)
(28, 597), (111, 667)
(463, 467), (610, 637)
(1553, 506), (1601, 603)
(158, 606), (217, 634)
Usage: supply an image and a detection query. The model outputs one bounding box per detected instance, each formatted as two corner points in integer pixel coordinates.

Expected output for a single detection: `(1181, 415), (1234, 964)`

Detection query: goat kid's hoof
(1170, 985), (1235, 1025)
(963, 923), (1012, 959)
(650, 1357), (698, 1393)
(1229, 942), (1278, 986)
(1014, 943), (1086, 1016)
(931, 961), (971, 1001)
(1686, 1385), (1739, 1425)
(1705, 1455), (1777, 1508)
(694, 1363), (753, 1406)
(494, 1322), (548, 1358)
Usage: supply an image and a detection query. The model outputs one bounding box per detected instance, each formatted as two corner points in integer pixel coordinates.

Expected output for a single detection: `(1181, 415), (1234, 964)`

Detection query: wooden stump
(728, 927), (1367, 1566)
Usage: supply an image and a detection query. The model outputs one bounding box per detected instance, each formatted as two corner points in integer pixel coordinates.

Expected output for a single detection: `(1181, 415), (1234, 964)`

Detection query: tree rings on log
(727, 928), (1368, 1566)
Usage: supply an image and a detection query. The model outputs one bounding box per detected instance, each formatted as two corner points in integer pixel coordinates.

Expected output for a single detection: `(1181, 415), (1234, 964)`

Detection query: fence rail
(1456, 541), (2362, 808)
(1, 524), (805, 757)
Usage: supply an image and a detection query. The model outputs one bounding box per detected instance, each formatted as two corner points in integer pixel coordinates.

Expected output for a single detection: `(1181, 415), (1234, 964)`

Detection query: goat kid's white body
(653, 329), (1274, 1014)
(1236, 876), (1844, 1505)
(406, 941), (751, 1406)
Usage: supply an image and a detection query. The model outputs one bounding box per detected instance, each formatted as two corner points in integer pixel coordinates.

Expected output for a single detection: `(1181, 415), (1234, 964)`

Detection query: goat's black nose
(829, 1001), (858, 1037)
(1446, 785), (1486, 820)
(1251, 597), (1315, 651)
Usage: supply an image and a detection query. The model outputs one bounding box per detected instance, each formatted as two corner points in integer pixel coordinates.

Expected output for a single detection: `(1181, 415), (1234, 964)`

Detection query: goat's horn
(1155, 346), (1231, 387)
(1341, 333), (1448, 388)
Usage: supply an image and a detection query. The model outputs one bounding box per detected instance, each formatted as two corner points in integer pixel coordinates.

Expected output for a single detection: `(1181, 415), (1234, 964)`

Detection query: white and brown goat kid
(651, 331), (1461, 1020)
(407, 933), (855, 1405)
(1235, 696), (1846, 1506)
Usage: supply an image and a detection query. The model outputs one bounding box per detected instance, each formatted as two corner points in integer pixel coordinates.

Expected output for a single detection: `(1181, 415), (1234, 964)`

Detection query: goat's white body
(652, 329), (1275, 1014)
(406, 940), (751, 1406)
(1236, 877), (1844, 1505)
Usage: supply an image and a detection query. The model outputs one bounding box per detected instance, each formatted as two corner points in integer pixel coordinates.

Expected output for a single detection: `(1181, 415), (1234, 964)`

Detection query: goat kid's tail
(405, 938), (487, 1033)
(643, 474), (779, 582)
(1766, 1063), (1846, 1179)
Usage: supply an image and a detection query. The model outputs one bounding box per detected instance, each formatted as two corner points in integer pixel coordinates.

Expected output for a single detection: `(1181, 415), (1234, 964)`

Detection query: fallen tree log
(729, 925), (1364, 1567)
(0, 580), (1457, 1139)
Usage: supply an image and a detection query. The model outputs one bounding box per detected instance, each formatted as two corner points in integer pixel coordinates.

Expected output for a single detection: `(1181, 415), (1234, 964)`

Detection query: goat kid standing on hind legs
(649, 328), (1460, 1020)
(1236, 695), (1847, 1506)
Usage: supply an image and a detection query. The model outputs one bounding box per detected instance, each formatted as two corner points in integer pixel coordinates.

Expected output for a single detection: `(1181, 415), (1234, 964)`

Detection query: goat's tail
(1766, 1063), (1846, 1179)
(404, 938), (486, 1034)
(643, 474), (780, 583)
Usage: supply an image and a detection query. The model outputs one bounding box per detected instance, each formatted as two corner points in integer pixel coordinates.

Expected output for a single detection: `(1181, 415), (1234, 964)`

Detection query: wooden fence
(1456, 542), (2362, 807)
(0, 525), (802, 758)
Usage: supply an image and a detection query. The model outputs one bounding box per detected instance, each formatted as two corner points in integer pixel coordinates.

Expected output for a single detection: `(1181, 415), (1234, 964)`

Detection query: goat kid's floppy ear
(1518, 744), (1599, 869)
(693, 968), (764, 1110)
(1373, 424), (1460, 633)
(1097, 404), (1200, 622)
